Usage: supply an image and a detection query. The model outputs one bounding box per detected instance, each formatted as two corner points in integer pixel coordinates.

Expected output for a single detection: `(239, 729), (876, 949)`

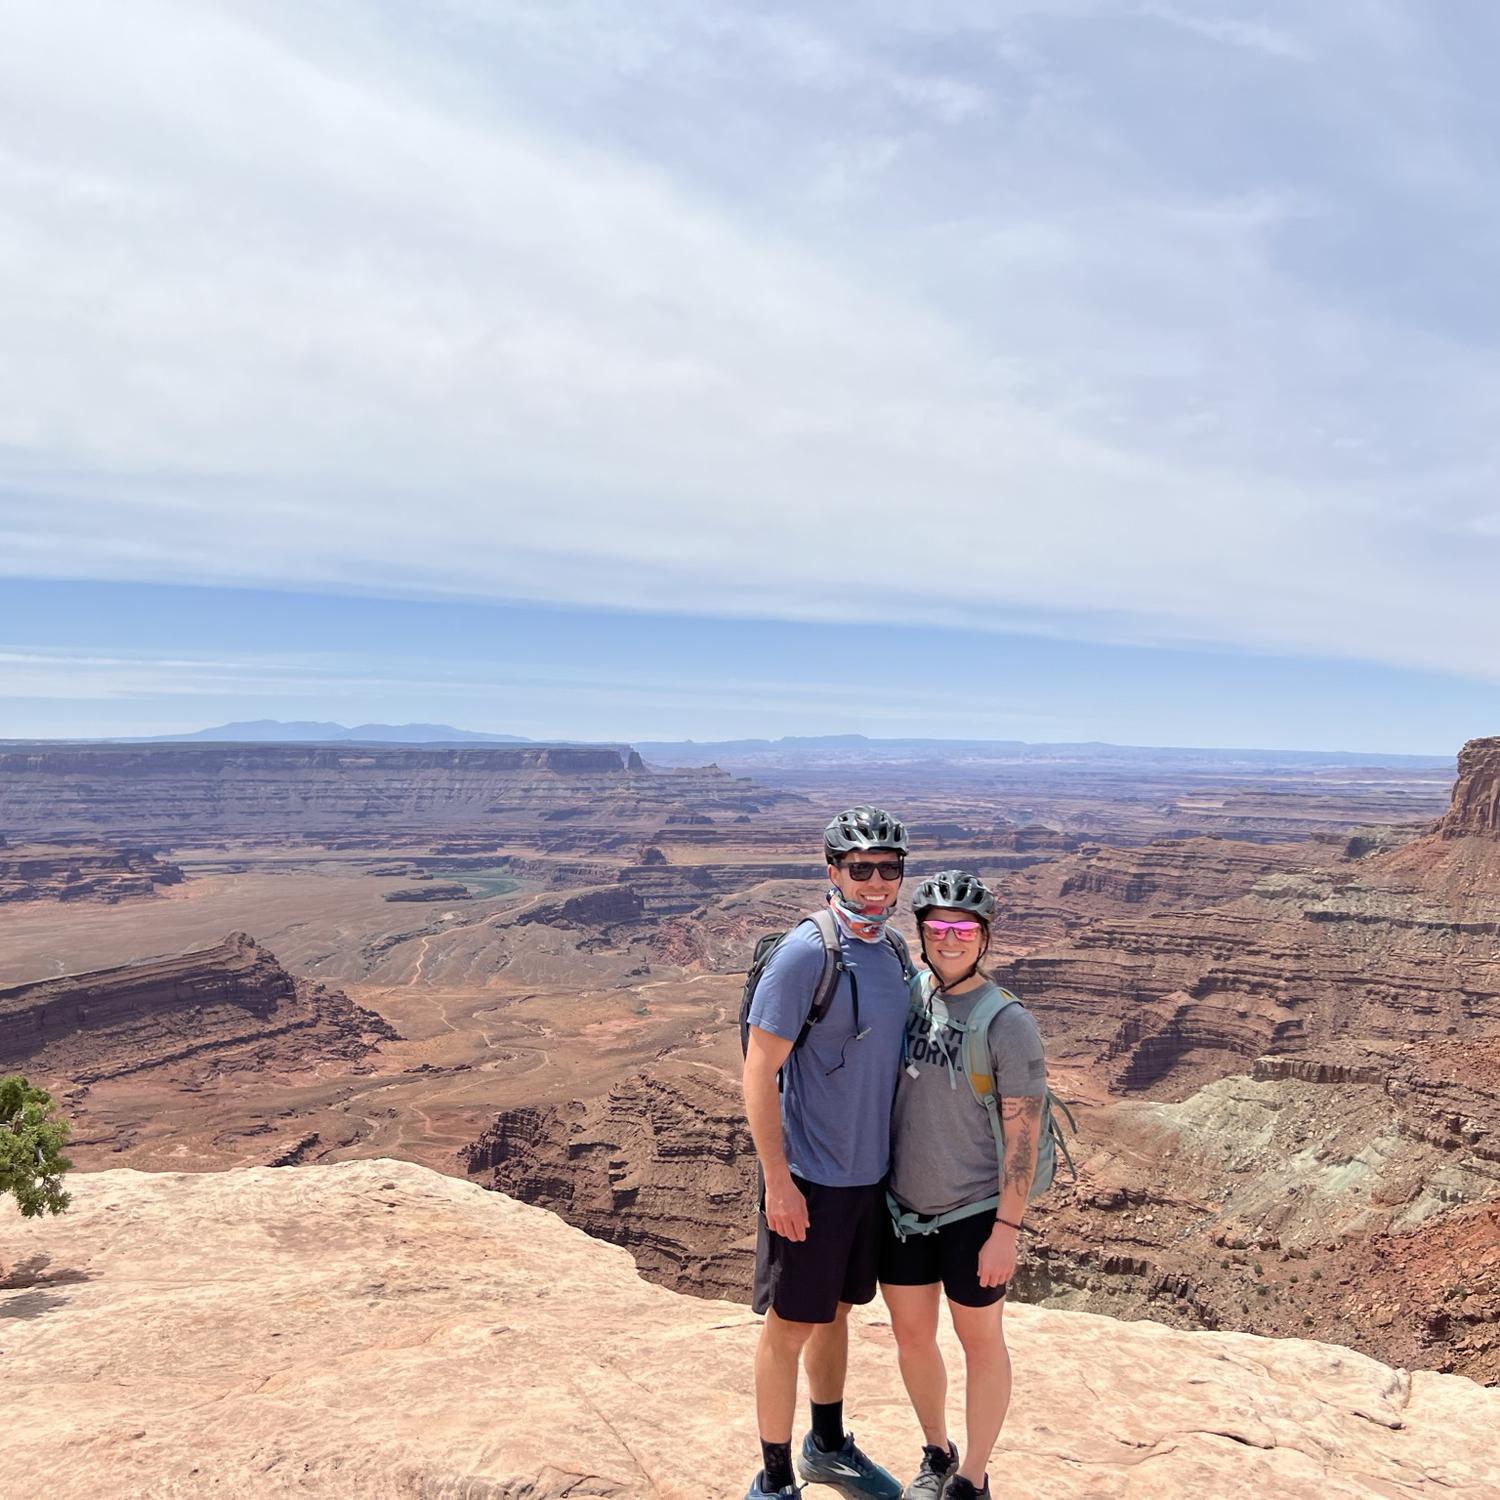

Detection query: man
(742, 807), (914, 1500)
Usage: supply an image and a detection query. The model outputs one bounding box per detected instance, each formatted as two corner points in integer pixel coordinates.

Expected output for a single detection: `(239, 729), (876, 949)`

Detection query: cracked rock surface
(2, 1159), (1497, 1498)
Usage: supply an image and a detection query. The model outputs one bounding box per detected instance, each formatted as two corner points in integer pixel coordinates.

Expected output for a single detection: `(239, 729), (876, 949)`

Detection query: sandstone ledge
(2, 1161), (1497, 1499)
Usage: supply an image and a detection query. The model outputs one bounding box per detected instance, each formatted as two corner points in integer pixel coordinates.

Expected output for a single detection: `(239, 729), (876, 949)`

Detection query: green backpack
(890, 975), (1078, 1240)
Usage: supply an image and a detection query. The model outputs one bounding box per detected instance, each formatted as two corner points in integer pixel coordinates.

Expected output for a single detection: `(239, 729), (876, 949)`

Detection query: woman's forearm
(996, 1095), (1042, 1225)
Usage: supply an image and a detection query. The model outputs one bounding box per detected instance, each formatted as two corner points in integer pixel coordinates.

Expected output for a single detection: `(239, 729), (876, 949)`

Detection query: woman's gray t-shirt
(889, 978), (1048, 1217)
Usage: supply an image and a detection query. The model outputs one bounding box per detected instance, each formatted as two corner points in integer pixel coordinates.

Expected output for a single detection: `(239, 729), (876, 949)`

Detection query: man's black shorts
(753, 1176), (885, 1324)
(878, 1204), (1007, 1308)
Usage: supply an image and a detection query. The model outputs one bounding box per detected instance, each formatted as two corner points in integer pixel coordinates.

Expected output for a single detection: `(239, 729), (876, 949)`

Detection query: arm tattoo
(1000, 1096), (1042, 1197)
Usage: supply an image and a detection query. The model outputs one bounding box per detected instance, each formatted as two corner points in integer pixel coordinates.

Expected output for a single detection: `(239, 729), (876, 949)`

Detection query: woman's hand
(764, 1171), (810, 1242)
(978, 1221), (1018, 1287)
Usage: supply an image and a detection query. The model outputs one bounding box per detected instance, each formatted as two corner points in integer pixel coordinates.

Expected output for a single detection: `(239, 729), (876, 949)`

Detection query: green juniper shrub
(0, 1076), (73, 1218)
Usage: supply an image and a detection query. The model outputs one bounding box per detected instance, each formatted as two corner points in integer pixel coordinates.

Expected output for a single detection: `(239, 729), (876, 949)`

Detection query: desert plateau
(2, 732), (1498, 1493)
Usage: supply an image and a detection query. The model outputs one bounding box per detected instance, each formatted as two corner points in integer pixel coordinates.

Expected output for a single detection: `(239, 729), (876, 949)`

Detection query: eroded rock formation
(991, 742), (1500, 1100)
(0, 843), (184, 903)
(381, 882), (471, 903)
(0, 932), (397, 1084)
(462, 743), (1500, 1381)
(1439, 735), (1500, 837)
(510, 885), (647, 929)
(465, 1063), (756, 1300)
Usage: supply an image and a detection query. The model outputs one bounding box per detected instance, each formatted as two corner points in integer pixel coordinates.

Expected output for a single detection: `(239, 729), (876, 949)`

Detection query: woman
(880, 870), (1047, 1500)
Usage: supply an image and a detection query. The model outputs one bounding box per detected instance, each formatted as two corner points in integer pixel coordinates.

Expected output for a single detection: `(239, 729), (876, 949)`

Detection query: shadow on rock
(0, 1289), (71, 1320)
(0, 1254), (93, 1291)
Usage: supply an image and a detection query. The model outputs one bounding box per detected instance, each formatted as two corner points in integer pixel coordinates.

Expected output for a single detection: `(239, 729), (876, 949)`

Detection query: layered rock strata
(1439, 736), (1500, 837)
(465, 1063), (756, 1300)
(993, 835), (1342, 949)
(991, 743), (1500, 1100)
(0, 743), (800, 845)
(0, 842), (184, 903)
(467, 742), (1500, 1381)
(0, 932), (397, 1082)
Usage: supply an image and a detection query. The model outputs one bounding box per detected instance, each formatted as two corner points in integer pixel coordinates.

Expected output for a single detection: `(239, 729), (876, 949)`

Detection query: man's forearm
(997, 1095), (1042, 1223)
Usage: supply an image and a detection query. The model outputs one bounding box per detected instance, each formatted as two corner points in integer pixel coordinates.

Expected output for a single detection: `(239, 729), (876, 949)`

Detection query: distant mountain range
(26, 722), (1451, 767)
(142, 720), (532, 744)
(632, 735), (1456, 768)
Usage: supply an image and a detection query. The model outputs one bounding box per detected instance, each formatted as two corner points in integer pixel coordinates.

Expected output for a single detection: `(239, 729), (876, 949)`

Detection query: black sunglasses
(838, 858), (904, 881)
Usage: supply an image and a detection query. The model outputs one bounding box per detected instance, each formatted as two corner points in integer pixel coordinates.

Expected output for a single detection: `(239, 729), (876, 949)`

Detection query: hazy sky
(3, 2), (1498, 750)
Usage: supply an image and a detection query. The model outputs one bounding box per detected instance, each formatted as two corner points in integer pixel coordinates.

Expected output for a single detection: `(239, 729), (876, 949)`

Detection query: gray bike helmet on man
(912, 868), (997, 922)
(824, 806), (910, 858)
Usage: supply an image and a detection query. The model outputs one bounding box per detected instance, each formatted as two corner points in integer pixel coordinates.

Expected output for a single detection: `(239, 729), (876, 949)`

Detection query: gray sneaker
(940, 1475), (989, 1500)
(904, 1442), (958, 1499)
(744, 1471), (802, 1498)
(797, 1431), (902, 1499)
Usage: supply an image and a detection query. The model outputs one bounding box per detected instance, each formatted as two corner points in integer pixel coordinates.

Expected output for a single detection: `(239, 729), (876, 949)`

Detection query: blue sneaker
(744, 1471), (802, 1498)
(797, 1431), (901, 1499)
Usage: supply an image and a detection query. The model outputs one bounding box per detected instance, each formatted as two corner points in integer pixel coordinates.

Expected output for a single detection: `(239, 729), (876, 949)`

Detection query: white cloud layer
(3, 1), (1499, 677)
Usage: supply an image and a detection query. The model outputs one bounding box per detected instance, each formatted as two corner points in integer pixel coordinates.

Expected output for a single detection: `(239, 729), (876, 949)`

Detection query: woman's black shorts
(878, 1203), (1007, 1308)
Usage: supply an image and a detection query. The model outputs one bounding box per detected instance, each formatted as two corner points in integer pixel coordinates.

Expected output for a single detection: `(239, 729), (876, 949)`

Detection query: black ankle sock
(810, 1399), (844, 1452)
(760, 1440), (794, 1491)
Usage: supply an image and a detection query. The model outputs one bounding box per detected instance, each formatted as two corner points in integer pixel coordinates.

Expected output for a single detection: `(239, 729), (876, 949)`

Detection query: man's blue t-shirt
(746, 917), (910, 1188)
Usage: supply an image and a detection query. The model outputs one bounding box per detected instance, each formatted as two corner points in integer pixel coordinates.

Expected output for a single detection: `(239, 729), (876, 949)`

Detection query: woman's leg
(948, 1296), (1010, 1486)
(880, 1280), (948, 1446)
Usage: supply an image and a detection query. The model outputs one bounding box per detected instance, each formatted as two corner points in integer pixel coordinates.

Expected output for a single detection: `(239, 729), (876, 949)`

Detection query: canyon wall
(0, 742), (797, 845)
(464, 1063), (757, 1300)
(0, 932), (397, 1083)
(1439, 736), (1500, 838)
(0, 842), (184, 903)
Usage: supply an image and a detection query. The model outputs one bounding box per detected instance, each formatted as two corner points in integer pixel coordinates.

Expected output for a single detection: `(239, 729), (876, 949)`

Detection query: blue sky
(2, 578), (1491, 753)
(2, 3), (1498, 752)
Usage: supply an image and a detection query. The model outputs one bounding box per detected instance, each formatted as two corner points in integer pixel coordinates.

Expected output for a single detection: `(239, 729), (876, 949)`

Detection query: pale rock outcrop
(2, 1160), (1497, 1498)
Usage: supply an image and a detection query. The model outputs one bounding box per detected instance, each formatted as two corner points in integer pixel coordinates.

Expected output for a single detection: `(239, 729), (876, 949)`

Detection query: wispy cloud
(1138, 4), (1311, 60)
(1, 1), (1498, 682)
(0, 640), (1072, 741)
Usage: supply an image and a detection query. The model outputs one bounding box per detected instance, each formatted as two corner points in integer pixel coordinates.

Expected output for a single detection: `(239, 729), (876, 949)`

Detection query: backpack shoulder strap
(883, 925), (916, 979)
(796, 908), (846, 1045)
(962, 987), (1023, 1100)
(960, 986), (1024, 1180)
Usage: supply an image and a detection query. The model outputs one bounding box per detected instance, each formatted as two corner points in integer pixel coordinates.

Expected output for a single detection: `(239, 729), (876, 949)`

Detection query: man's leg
(948, 1298), (1011, 1487)
(755, 1308), (817, 1442)
(802, 1299), (851, 1403)
(789, 1189), (902, 1499)
(881, 1281), (947, 1446)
